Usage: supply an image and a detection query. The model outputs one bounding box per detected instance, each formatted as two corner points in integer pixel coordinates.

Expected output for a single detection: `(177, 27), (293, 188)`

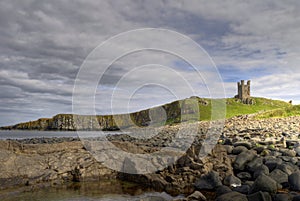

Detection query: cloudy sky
(1, 0), (300, 126)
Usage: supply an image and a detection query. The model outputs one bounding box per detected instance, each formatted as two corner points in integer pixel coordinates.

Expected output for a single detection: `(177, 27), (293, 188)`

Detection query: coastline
(0, 115), (300, 200)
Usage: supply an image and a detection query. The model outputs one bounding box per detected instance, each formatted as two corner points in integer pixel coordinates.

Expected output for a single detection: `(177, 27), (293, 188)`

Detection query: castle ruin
(235, 80), (253, 104)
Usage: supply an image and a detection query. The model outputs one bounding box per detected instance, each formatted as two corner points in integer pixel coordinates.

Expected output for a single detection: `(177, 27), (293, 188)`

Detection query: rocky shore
(1, 115), (300, 201)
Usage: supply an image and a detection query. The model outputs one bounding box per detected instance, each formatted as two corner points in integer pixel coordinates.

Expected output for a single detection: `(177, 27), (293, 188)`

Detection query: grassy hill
(193, 97), (291, 121)
(225, 97), (292, 119)
(1, 96), (296, 130)
(254, 104), (300, 119)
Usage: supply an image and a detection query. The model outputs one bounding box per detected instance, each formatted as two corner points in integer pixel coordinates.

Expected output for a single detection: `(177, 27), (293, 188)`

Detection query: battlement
(236, 80), (251, 103)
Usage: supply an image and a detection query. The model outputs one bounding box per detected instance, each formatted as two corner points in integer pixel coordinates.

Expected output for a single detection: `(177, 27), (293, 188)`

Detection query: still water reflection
(0, 180), (179, 201)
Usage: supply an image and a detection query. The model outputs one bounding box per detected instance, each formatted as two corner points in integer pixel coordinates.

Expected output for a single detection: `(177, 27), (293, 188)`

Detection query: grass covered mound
(1, 96), (297, 130)
(225, 97), (292, 119)
(255, 104), (300, 119)
(196, 97), (291, 121)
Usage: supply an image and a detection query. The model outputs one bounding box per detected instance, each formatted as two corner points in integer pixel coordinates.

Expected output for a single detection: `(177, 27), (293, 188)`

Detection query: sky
(0, 0), (300, 126)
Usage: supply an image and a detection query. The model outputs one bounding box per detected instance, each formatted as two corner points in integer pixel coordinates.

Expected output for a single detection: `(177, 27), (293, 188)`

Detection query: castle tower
(236, 80), (251, 101)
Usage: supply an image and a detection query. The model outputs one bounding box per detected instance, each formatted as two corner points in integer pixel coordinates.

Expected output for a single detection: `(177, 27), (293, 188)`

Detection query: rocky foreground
(1, 115), (300, 201)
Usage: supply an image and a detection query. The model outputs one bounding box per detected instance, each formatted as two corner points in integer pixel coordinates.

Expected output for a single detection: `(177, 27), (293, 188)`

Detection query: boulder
(295, 146), (300, 157)
(265, 158), (283, 171)
(234, 150), (256, 170)
(277, 163), (298, 175)
(223, 145), (233, 154)
(247, 191), (272, 201)
(233, 185), (250, 195)
(288, 171), (300, 191)
(250, 174), (277, 194)
(216, 191), (248, 201)
(194, 171), (222, 190)
(233, 142), (252, 149)
(236, 172), (252, 181)
(280, 149), (297, 157)
(273, 194), (293, 201)
(232, 146), (248, 155)
(253, 165), (270, 179)
(269, 169), (288, 184)
(293, 195), (300, 201)
(216, 185), (232, 197)
(223, 174), (241, 187)
(247, 157), (263, 172)
(186, 191), (207, 201)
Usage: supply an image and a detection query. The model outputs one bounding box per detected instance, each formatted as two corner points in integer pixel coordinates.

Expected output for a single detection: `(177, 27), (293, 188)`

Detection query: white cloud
(0, 0), (300, 125)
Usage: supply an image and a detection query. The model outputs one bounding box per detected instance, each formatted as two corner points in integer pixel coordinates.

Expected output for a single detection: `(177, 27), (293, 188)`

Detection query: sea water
(0, 181), (179, 201)
(0, 130), (126, 140)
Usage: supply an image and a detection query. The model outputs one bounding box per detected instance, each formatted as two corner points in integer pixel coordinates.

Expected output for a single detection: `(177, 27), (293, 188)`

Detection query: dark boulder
(247, 191), (272, 201)
(216, 191), (247, 201)
(253, 165), (270, 179)
(288, 171), (300, 191)
(233, 142), (252, 150)
(264, 158), (283, 172)
(194, 171), (222, 190)
(233, 185), (250, 195)
(269, 169), (288, 184)
(247, 157), (263, 172)
(223, 174), (241, 187)
(236, 172), (252, 181)
(234, 150), (256, 170)
(216, 185), (232, 197)
(273, 194), (293, 201)
(250, 174), (277, 194)
(232, 146), (248, 155)
(186, 191), (207, 201)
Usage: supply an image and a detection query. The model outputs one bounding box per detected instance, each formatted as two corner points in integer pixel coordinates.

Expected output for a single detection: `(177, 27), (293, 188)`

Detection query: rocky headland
(0, 115), (300, 201)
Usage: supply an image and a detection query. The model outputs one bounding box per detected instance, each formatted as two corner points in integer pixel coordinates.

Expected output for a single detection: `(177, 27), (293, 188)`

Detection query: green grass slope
(195, 97), (291, 121)
(255, 104), (300, 119)
(225, 97), (291, 119)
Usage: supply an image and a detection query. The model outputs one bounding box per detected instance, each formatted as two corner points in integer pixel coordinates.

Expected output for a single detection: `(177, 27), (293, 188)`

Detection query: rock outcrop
(0, 140), (117, 190)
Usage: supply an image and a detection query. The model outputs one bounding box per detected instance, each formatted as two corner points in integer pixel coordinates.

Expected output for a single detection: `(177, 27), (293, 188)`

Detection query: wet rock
(293, 195), (300, 201)
(269, 169), (289, 184)
(280, 149), (297, 157)
(233, 142), (252, 150)
(250, 174), (278, 194)
(265, 158), (283, 171)
(290, 157), (298, 165)
(186, 191), (207, 201)
(232, 146), (248, 155)
(295, 146), (300, 157)
(254, 146), (265, 154)
(247, 191), (272, 201)
(236, 172), (252, 181)
(277, 163), (298, 175)
(216, 185), (232, 197)
(223, 138), (233, 146)
(247, 157), (263, 172)
(253, 165), (270, 179)
(223, 145), (233, 154)
(234, 150), (256, 170)
(194, 171), (222, 190)
(233, 185), (250, 194)
(273, 194), (293, 201)
(216, 191), (247, 201)
(288, 171), (300, 191)
(223, 174), (241, 187)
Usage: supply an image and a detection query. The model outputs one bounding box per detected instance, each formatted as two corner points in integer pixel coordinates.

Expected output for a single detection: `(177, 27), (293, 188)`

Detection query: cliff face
(2, 98), (200, 131)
